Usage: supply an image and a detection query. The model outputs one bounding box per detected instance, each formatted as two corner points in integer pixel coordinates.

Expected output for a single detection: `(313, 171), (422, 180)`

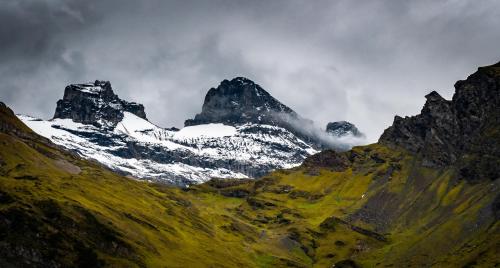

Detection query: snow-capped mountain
(19, 79), (363, 185)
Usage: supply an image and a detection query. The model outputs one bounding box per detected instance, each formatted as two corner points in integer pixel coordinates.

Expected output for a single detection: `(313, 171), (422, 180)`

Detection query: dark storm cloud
(1, 0), (499, 142)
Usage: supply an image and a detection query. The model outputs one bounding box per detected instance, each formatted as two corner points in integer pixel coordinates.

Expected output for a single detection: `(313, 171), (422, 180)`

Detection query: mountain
(0, 61), (499, 267)
(19, 79), (362, 185)
(185, 77), (297, 127)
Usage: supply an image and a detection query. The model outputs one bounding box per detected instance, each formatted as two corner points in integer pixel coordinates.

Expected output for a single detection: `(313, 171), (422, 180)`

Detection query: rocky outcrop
(379, 91), (459, 166)
(326, 121), (363, 137)
(53, 80), (147, 128)
(380, 62), (500, 181)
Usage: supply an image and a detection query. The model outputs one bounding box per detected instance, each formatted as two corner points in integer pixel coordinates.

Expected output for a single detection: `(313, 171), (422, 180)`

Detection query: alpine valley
(18, 77), (364, 186)
(0, 62), (498, 268)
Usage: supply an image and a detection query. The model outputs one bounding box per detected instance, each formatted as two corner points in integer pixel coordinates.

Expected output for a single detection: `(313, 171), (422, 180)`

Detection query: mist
(275, 112), (368, 150)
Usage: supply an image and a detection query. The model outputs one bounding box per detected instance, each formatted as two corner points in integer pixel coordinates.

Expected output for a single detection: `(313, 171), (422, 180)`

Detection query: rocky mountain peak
(53, 80), (147, 128)
(326, 121), (363, 137)
(185, 77), (296, 127)
(379, 61), (500, 182)
(222, 76), (256, 87)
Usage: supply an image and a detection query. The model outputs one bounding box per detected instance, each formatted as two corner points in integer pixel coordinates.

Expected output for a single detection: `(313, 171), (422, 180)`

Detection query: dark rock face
(326, 121), (363, 137)
(379, 91), (459, 166)
(185, 77), (297, 127)
(380, 62), (500, 180)
(53, 80), (147, 127)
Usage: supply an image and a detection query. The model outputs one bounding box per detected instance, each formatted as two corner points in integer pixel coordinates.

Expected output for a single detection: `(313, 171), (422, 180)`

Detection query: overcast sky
(1, 0), (499, 142)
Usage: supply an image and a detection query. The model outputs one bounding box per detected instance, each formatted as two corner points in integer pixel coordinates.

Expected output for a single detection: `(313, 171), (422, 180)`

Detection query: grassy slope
(192, 144), (499, 267)
(0, 102), (498, 267)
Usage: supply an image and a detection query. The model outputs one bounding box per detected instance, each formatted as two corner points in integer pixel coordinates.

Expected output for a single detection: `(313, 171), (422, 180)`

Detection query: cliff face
(379, 62), (500, 181)
(53, 80), (146, 128)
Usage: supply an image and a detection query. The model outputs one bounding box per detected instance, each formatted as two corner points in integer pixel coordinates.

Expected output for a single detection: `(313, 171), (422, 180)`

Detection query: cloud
(1, 0), (499, 142)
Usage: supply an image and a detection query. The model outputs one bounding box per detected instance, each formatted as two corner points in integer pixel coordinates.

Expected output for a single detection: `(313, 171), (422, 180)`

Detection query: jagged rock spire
(53, 80), (146, 127)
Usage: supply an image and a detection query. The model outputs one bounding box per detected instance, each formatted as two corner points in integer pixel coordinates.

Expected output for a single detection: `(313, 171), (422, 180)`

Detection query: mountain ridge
(19, 77), (364, 185)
